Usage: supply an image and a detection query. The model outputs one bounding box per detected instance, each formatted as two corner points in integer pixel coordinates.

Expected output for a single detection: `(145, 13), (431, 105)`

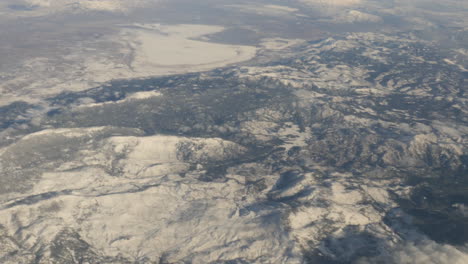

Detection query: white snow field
(121, 24), (257, 76)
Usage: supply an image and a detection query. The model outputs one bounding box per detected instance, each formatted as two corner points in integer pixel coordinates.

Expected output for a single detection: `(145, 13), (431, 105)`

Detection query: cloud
(298, 0), (378, 23)
(25, 0), (51, 7)
(335, 10), (382, 23)
(22, 0), (153, 12)
(299, 0), (364, 7)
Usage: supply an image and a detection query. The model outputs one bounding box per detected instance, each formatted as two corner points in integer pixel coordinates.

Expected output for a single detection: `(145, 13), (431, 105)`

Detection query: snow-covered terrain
(0, 23), (257, 106)
(0, 128), (304, 263)
(122, 24), (257, 75)
(1, 31), (467, 262)
(0, 0), (468, 263)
